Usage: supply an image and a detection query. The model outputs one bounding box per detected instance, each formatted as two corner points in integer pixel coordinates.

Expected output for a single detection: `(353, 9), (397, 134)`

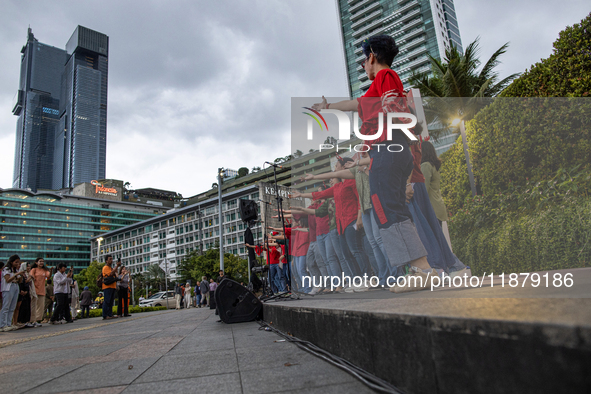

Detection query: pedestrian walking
(174, 283), (182, 309)
(183, 283), (192, 309)
(195, 281), (202, 307)
(200, 277), (209, 307)
(80, 286), (92, 318)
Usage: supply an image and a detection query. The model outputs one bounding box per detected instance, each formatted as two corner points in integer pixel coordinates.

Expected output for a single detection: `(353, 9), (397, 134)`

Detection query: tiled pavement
(0, 308), (375, 393)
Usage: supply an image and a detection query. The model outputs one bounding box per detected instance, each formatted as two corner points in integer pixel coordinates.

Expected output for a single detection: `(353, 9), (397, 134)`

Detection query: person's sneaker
(308, 287), (323, 295)
(344, 285), (355, 293)
(50, 320), (58, 325)
(34, 322), (42, 327)
(353, 284), (370, 292)
(393, 271), (429, 294)
(334, 286), (344, 292)
(415, 268), (438, 288)
(450, 267), (471, 278)
(24, 322), (35, 328)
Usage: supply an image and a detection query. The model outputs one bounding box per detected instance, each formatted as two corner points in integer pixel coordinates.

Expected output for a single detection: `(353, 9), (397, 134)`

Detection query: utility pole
(459, 120), (477, 196)
(218, 168), (224, 271)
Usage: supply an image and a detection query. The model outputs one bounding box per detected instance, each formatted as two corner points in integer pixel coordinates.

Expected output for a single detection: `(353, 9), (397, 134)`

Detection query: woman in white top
(184, 283), (193, 308)
(1, 255), (25, 331)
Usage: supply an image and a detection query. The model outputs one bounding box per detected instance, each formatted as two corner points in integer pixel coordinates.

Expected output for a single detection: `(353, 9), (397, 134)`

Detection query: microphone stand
(270, 163), (290, 295)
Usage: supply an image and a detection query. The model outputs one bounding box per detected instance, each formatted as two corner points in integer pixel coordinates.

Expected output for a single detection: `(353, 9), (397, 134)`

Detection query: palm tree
(409, 38), (520, 138)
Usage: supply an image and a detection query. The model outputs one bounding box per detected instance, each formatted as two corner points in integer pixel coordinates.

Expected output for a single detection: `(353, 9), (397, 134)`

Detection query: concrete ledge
(264, 302), (591, 394)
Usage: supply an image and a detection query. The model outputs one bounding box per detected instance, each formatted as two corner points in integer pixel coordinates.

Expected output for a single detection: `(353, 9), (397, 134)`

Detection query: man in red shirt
(310, 35), (434, 293)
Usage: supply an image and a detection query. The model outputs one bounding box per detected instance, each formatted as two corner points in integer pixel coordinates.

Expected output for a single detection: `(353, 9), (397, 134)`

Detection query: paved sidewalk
(0, 309), (375, 393)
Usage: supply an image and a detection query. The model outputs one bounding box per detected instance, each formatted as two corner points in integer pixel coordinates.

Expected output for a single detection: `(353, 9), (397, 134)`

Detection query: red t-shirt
(312, 179), (359, 235)
(267, 247), (281, 265)
(410, 144), (425, 183)
(290, 226), (310, 257)
(357, 69), (409, 145)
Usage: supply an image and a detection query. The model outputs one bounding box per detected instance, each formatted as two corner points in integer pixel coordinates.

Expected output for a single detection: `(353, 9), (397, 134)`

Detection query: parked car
(139, 291), (176, 309)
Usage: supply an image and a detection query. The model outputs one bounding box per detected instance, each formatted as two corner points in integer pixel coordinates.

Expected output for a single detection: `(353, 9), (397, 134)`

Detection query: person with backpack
(100, 255), (121, 320)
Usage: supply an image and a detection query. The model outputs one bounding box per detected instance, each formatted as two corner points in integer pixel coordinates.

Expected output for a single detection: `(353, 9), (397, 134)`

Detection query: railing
(352, 16), (385, 38)
(397, 55), (430, 73)
(399, 36), (426, 52)
(398, 27), (424, 43)
(392, 46), (427, 66)
(350, 1), (381, 21)
(351, 10), (382, 29)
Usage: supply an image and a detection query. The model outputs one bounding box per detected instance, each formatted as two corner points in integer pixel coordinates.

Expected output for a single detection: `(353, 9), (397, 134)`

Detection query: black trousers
(117, 287), (129, 316)
(51, 293), (72, 322)
(81, 305), (90, 318)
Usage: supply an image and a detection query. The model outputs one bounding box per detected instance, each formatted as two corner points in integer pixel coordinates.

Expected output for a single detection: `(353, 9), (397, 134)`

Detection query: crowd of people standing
(1, 255), (85, 331)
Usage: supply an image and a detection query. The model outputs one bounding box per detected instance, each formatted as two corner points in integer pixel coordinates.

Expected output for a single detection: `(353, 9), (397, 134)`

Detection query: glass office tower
(0, 189), (165, 271)
(54, 26), (109, 189)
(12, 28), (68, 192)
(336, 0), (463, 97)
(12, 26), (108, 192)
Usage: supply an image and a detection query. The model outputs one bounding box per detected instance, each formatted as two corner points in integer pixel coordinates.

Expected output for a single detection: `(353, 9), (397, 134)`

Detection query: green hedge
(501, 12), (591, 97)
(77, 306), (168, 319)
(449, 173), (591, 275)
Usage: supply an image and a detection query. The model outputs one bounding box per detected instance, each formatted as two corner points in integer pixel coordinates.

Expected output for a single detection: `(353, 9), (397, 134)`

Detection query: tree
(145, 264), (167, 291)
(409, 38), (519, 139)
(501, 12), (591, 97)
(237, 167), (249, 178)
(75, 260), (104, 297)
(177, 249), (248, 283)
(293, 150), (303, 158)
(323, 136), (337, 145)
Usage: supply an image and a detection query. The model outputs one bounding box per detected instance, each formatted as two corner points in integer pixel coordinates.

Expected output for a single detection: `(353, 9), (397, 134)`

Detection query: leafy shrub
(501, 12), (591, 97)
(77, 306), (168, 319)
(449, 169), (591, 275)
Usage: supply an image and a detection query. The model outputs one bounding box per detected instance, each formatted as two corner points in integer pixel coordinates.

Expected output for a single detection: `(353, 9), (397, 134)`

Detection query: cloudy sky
(0, 0), (587, 197)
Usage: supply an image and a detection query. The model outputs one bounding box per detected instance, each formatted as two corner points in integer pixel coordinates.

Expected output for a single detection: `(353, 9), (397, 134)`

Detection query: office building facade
(336, 0), (463, 96)
(12, 28), (68, 192)
(0, 188), (166, 271)
(12, 26), (109, 192)
(90, 187), (263, 280)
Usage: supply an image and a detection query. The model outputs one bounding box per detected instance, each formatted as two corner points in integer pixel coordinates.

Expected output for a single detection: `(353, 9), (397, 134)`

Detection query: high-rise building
(336, 0), (463, 97)
(54, 26), (109, 189)
(12, 26), (108, 192)
(12, 28), (68, 192)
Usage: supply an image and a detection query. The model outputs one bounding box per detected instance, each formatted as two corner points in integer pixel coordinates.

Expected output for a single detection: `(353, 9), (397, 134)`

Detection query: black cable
(257, 321), (405, 394)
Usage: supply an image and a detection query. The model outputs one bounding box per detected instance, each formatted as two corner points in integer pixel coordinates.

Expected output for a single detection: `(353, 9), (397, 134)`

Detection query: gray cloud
(0, 0), (587, 195)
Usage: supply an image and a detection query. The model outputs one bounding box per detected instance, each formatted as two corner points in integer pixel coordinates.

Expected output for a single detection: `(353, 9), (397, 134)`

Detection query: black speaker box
(214, 278), (263, 324)
(239, 199), (258, 222)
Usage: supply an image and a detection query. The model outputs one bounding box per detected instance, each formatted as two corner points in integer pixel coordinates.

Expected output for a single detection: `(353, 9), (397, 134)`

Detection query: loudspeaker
(214, 278), (263, 324)
(239, 199), (258, 222)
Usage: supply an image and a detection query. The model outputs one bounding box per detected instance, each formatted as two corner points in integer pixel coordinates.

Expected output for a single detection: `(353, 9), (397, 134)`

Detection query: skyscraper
(12, 28), (68, 191)
(54, 26), (109, 189)
(336, 0), (463, 97)
(12, 26), (108, 192)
